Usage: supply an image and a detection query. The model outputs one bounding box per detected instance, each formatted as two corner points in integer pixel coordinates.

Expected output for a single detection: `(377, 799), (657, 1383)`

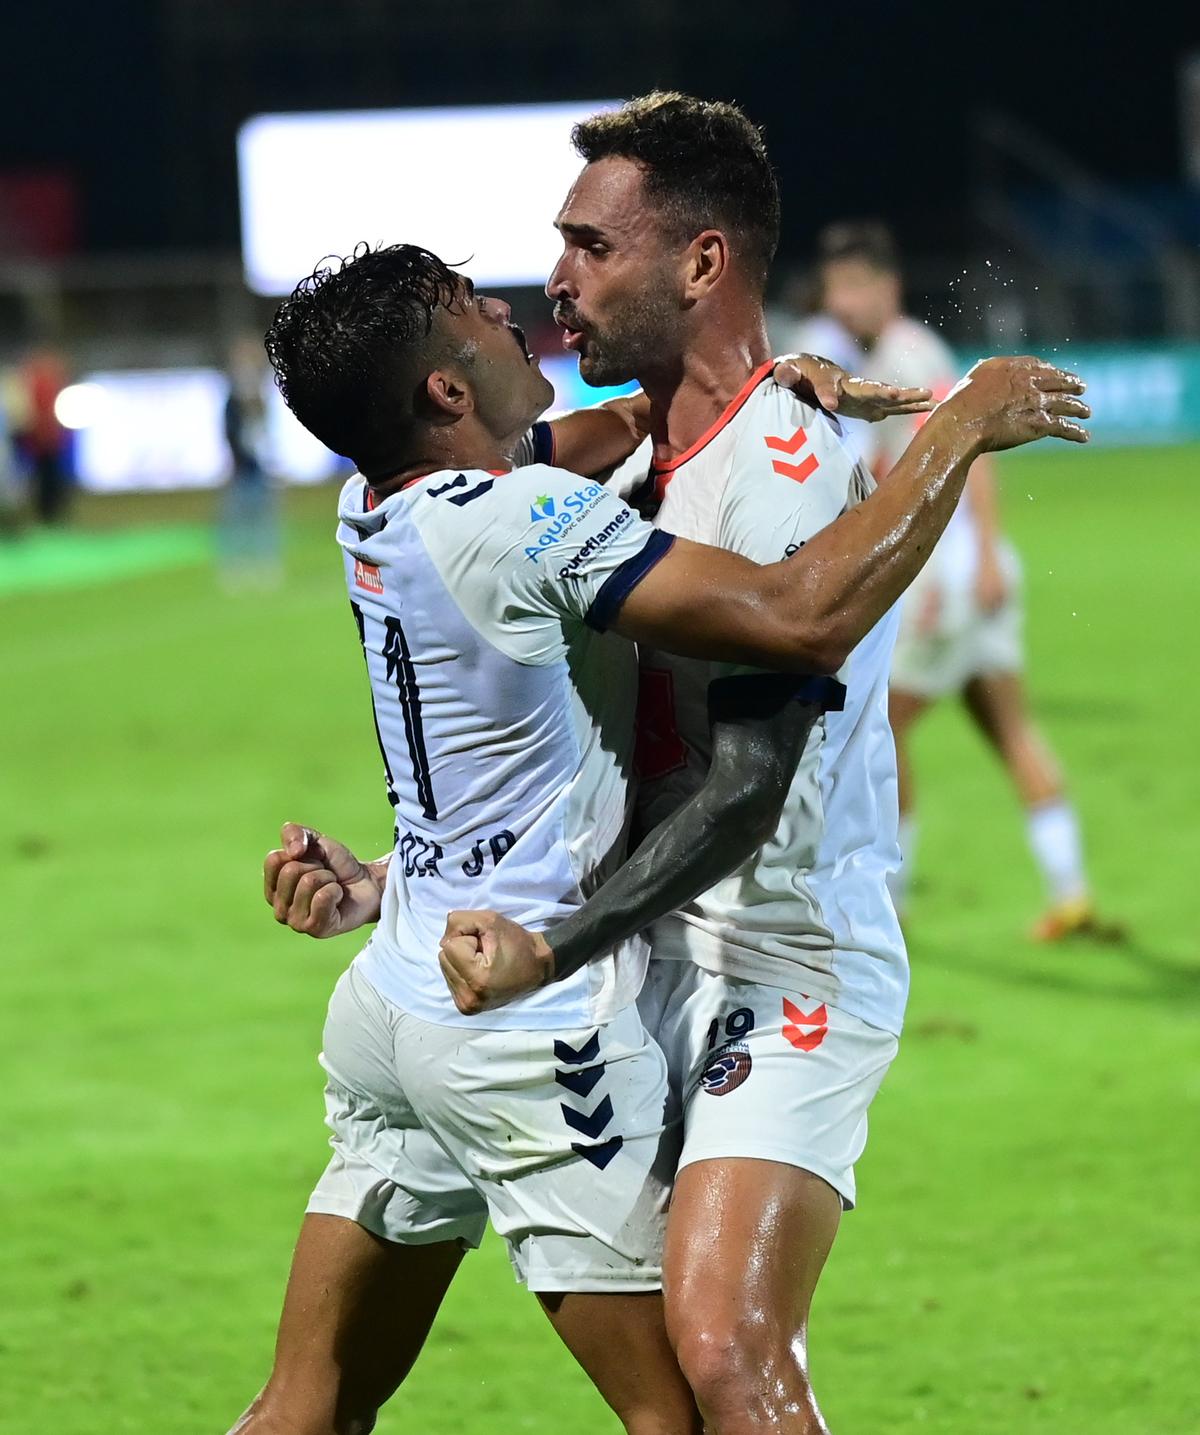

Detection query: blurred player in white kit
(819, 222), (1120, 941)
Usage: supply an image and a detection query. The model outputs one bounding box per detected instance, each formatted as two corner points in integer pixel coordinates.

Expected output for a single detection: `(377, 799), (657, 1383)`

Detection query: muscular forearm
(547, 701), (818, 980)
(547, 392), (649, 476)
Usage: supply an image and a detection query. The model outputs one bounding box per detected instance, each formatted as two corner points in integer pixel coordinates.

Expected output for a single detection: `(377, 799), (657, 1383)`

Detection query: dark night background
(3, 1), (1198, 264)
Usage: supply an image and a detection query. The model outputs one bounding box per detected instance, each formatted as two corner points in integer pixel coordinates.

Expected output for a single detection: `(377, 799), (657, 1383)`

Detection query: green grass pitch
(1, 443), (1196, 1434)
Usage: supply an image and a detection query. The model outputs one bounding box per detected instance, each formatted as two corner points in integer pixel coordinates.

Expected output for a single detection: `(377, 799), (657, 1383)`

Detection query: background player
(439, 93), (1090, 1435)
(820, 221), (1118, 940)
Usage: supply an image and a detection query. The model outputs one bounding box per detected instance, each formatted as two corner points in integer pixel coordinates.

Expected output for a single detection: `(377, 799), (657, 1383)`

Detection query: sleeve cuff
(707, 673), (847, 723)
(584, 530), (677, 632)
(531, 421), (556, 467)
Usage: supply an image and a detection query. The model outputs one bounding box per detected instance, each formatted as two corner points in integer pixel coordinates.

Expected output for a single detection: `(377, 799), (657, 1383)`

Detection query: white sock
(1026, 799), (1089, 906)
(888, 815), (918, 915)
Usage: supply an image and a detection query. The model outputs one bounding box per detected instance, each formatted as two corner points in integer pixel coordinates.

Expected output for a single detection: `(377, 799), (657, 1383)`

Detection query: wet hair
(816, 221), (901, 276)
(572, 91), (780, 292)
(264, 242), (468, 473)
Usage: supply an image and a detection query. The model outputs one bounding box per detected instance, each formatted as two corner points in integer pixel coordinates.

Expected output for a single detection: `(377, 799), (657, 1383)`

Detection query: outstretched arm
(439, 684), (825, 1013)
(608, 358), (1088, 675)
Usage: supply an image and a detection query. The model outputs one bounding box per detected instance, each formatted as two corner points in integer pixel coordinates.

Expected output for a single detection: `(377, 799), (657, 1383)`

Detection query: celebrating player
(227, 239), (993, 1435)
(819, 221), (1119, 939)
(438, 94), (1090, 1434)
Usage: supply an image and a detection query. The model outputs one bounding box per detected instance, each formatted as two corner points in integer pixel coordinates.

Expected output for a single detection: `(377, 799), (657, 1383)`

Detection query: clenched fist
(439, 909), (555, 1014)
(263, 822), (387, 939)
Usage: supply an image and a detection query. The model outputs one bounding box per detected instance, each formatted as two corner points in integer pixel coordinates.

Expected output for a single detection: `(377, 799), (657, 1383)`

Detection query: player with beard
(439, 93), (1090, 1434)
(232, 239), (1023, 1435)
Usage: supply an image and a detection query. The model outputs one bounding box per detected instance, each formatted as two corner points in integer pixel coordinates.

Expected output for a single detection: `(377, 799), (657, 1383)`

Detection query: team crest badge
(700, 1041), (752, 1096)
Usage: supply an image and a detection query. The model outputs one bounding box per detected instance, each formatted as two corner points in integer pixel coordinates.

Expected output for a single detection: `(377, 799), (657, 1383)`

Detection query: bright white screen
(73, 370), (345, 492)
(75, 370), (229, 492)
(238, 100), (617, 296)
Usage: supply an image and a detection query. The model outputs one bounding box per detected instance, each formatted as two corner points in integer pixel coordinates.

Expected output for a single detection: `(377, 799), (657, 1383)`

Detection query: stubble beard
(577, 284), (685, 389)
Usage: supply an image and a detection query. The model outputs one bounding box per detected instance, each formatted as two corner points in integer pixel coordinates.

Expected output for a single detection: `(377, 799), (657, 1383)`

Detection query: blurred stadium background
(2, 6), (1197, 1433)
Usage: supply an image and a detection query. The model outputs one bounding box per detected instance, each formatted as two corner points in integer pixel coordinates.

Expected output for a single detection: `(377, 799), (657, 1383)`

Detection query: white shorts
(638, 961), (897, 1208)
(890, 552), (1024, 700)
(308, 962), (677, 1292)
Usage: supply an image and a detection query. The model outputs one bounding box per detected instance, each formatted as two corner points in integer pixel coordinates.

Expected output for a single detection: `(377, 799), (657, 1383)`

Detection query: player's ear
(683, 231), (728, 301)
(424, 367), (474, 420)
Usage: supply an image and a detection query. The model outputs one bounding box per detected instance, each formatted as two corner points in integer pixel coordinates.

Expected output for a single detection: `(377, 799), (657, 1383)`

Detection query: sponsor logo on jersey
(700, 1041), (752, 1096)
(764, 425), (820, 484)
(781, 996), (828, 1051)
(523, 481), (610, 562)
(354, 558), (384, 594)
(555, 508), (632, 579)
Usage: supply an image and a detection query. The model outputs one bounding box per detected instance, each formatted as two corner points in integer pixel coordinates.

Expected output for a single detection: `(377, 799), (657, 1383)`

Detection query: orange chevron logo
(782, 996), (828, 1051)
(765, 427), (820, 484)
(765, 425), (809, 455)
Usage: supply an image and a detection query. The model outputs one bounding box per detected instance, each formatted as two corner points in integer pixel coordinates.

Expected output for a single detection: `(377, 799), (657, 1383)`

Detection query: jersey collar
(651, 359), (775, 493)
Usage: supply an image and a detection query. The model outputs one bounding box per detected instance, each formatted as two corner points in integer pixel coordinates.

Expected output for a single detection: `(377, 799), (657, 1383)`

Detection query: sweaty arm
(608, 357), (1089, 675)
(440, 684), (827, 1012)
(544, 392), (650, 476)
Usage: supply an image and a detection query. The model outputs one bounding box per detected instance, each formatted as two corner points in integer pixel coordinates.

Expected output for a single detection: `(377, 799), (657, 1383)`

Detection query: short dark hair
(816, 221), (901, 275)
(572, 92), (780, 292)
(264, 242), (465, 472)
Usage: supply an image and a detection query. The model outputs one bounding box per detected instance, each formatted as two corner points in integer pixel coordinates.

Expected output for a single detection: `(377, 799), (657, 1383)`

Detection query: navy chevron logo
(553, 1031), (600, 1066)
(559, 1093), (614, 1140)
(555, 1063), (606, 1099)
(572, 1136), (623, 1170)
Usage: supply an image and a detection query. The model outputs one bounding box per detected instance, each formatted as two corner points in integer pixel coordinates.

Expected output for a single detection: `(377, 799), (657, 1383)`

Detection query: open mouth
(554, 306), (589, 354)
(507, 322), (535, 363)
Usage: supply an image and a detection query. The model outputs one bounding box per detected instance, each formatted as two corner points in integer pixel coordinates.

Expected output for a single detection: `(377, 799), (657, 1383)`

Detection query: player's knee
(673, 1315), (769, 1408)
(673, 1314), (808, 1422)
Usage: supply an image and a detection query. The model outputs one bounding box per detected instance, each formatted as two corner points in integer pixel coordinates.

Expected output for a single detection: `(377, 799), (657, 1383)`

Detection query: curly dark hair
(572, 92), (780, 292)
(816, 221), (901, 275)
(264, 242), (466, 473)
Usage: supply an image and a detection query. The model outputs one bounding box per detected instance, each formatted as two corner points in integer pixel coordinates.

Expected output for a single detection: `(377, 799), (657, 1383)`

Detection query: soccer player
(819, 221), (1118, 939)
(232, 240), (1037, 1435)
(438, 94), (1089, 1434)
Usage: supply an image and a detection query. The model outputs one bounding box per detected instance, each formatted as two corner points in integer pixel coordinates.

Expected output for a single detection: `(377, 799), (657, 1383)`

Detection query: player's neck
(642, 310), (771, 467)
(367, 425), (515, 497)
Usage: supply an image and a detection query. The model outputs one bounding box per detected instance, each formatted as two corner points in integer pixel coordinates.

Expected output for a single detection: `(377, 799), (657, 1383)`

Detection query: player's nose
(480, 295), (511, 324)
(545, 254), (573, 302)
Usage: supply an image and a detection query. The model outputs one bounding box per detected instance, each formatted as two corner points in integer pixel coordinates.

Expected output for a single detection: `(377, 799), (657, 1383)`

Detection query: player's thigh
(237, 1213), (465, 1435)
(538, 1290), (702, 1435)
(393, 1003), (679, 1296)
(658, 973), (894, 1383)
(963, 668), (1026, 742)
(664, 1158), (841, 1358)
(311, 963), (489, 1253)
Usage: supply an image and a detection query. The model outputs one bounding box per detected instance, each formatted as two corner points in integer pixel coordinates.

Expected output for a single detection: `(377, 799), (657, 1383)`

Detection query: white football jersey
(866, 316), (986, 628)
(614, 363), (909, 1036)
(337, 459), (674, 1030)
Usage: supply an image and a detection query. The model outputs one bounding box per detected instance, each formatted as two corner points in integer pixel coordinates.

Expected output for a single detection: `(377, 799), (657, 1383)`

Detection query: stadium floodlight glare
(54, 382), (106, 430)
(73, 370), (230, 492)
(71, 369), (345, 492)
(237, 100), (619, 296)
